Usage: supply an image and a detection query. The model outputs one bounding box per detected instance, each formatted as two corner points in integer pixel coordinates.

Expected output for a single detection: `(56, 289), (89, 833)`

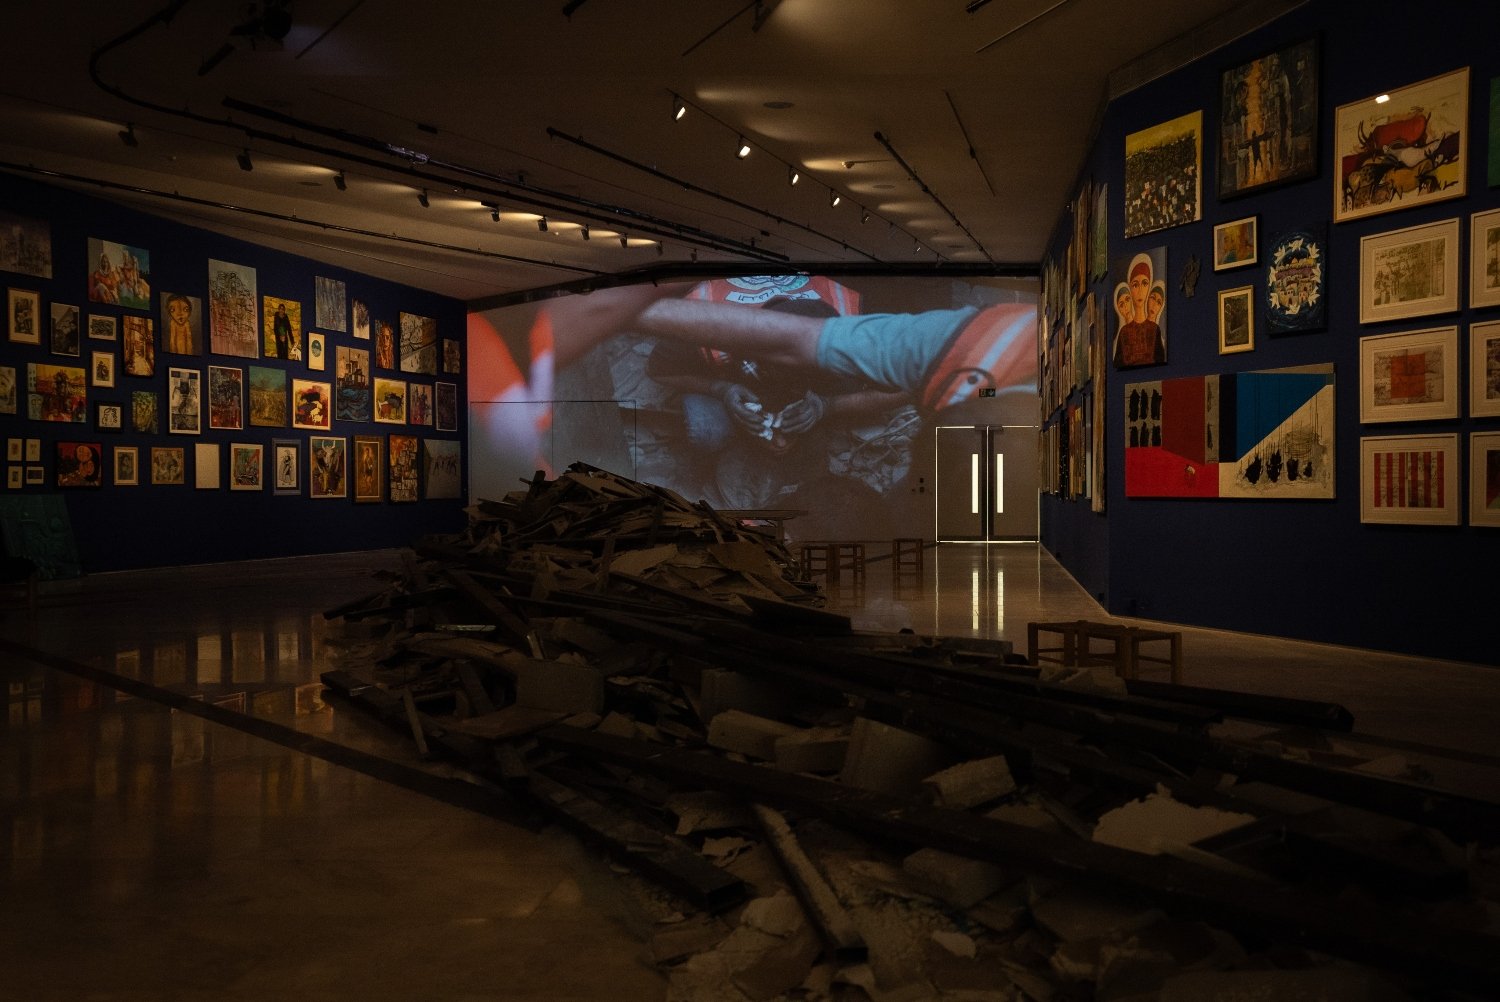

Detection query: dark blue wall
(1042, 0), (1500, 666)
(0, 174), (467, 574)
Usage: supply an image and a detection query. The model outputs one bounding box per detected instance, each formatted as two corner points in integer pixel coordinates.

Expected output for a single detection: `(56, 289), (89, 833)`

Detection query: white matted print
(1471, 320), (1500, 418)
(194, 442), (221, 490)
(1359, 217), (1459, 325)
(1360, 434), (1459, 525)
(1359, 326), (1458, 423)
(1470, 432), (1500, 527)
(1470, 208), (1500, 308)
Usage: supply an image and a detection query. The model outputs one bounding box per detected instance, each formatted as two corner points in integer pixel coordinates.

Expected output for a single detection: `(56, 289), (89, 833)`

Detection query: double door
(934, 424), (1038, 542)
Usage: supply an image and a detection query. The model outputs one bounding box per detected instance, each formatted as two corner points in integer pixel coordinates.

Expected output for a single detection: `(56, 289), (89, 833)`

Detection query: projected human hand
(777, 390), (825, 434)
(722, 384), (766, 432)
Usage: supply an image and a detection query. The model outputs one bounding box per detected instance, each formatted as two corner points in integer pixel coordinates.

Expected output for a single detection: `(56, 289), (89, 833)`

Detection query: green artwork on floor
(0, 495), (82, 579)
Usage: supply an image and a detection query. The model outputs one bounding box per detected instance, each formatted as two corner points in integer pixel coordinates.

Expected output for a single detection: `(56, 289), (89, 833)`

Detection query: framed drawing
(399, 312), (438, 374)
(263, 296), (302, 361)
(94, 401), (123, 432)
(167, 366), (201, 434)
(1217, 286), (1254, 354)
(442, 338), (461, 374)
(1470, 208), (1500, 308)
(207, 365), (244, 430)
(56, 442), (103, 488)
(161, 291), (203, 355)
(0, 210), (51, 279)
(248, 365), (286, 427)
(27, 363), (86, 423)
(1360, 434), (1459, 525)
(272, 438), (299, 495)
(194, 442), (220, 490)
(6, 467), (19, 490)
(1124, 111), (1202, 238)
(291, 379), (332, 430)
(375, 320), (395, 370)
(1218, 36), (1318, 200)
(8, 288), (41, 344)
(308, 435), (347, 498)
(24, 466), (43, 486)
(374, 376), (407, 423)
(1110, 248), (1167, 368)
(1265, 225), (1327, 334)
(25, 439), (40, 463)
(91, 351), (116, 388)
(113, 445), (139, 486)
(353, 299), (370, 340)
(315, 276), (347, 332)
(1359, 218), (1459, 325)
(335, 346), (371, 422)
(1212, 217), (1257, 271)
(435, 381), (458, 432)
(208, 259), (258, 358)
(409, 382), (433, 426)
(229, 443), (263, 491)
(131, 390), (158, 434)
(1359, 326), (1458, 423)
(352, 435), (383, 503)
(121, 316), (155, 377)
(152, 446), (186, 485)
(1471, 432), (1500, 527)
(5, 439), (18, 462)
(307, 331), (326, 371)
(1335, 67), (1467, 223)
(50, 303), (80, 356)
(86, 238), (151, 309)
(422, 439), (461, 499)
(0, 366), (13, 415)
(1472, 320), (1500, 417)
(388, 434), (418, 502)
(88, 315), (116, 341)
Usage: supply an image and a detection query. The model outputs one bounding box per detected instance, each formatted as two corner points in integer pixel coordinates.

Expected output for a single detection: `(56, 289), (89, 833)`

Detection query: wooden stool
(891, 538), (924, 582)
(799, 542), (834, 580)
(832, 542), (866, 584)
(1027, 619), (1183, 684)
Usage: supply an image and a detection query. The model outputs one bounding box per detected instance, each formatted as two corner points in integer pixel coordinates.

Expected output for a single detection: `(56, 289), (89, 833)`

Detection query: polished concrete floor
(3, 543), (1498, 1000)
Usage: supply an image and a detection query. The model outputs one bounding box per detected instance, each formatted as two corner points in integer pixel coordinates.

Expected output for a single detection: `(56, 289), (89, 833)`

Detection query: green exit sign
(978, 388), (996, 397)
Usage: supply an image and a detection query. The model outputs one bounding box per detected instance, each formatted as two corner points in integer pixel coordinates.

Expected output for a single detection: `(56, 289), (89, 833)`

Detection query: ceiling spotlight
(236, 149), (253, 171)
(333, 171), (346, 191)
(788, 166), (800, 186)
(581, 225), (590, 241)
(860, 208), (871, 224)
(673, 94), (687, 121)
(736, 136), (752, 159)
(118, 123), (138, 148)
(829, 190), (841, 208)
(417, 188), (429, 208)
(538, 217), (548, 232)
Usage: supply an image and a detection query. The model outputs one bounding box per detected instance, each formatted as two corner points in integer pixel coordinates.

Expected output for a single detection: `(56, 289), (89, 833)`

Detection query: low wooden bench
(1027, 619), (1182, 684)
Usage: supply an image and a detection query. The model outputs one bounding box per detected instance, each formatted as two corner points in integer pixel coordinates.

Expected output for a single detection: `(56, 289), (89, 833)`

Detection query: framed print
(95, 401), (123, 432)
(131, 390), (159, 434)
(272, 438), (299, 495)
(308, 435), (347, 498)
(27, 363), (86, 423)
(25, 439), (40, 463)
(398, 312), (438, 374)
(122, 316), (155, 377)
(375, 320), (396, 370)
(207, 365), (244, 430)
(1470, 208), (1500, 308)
(1217, 286), (1254, 354)
(50, 302), (80, 356)
(248, 365), (287, 427)
(229, 443), (263, 491)
(1335, 67), (1467, 223)
(1218, 36), (1319, 200)
(1471, 432), (1500, 527)
(7, 467), (21, 490)
(352, 435), (382, 503)
(435, 381), (458, 432)
(1265, 225), (1327, 334)
(388, 434), (418, 502)
(6, 439), (19, 462)
(315, 277), (347, 332)
(161, 291), (203, 355)
(353, 299), (370, 340)
(167, 366), (202, 434)
(56, 442), (103, 488)
(1360, 434), (1459, 525)
(91, 351), (116, 388)
(1359, 326), (1459, 423)
(8, 288), (41, 344)
(25, 466), (43, 486)
(1471, 320), (1500, 417)
(1110, 248), (1167, 368)
(291, 379), (332, 430)
(114, 446), (139, 486)
(151, 446), (185, 485)
(1124, 111), (1202, 238)
(335, 346), (371, 422)
(87, 238), (151, 309)
(422, 439), (461, 499)
(0, 366), (14, 415)
(208, 259), (258, 358)
(1212, 217), (1257, 271)
(307, 331), (326, 371)
(87, 314), (116, 341)
(263, 296), (302, 361)
(0, 210), (51, 279)
(442, 338), (461, 374)
(409, 382), (433, 426)
(194, 442), (220, 490)
(374, 377), (407, 423)
(1359, 218), (1459, 325)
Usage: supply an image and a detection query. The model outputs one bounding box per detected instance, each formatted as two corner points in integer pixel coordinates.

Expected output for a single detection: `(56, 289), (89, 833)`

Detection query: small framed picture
(56, 441), (103, 488)
(307, 331), (326, 371)
(1470, 208), (1500, 309)
(114, 445), (139, 486)
(50, 303), (81, 356)
(91, 350), (116, 388)
(1471, 432), (1500, 527)
(229, 442), (264, 491)
(291, 379), (332, 430)
(25, 466), (44, 486)
(25, 438), (41, 463)
(195, 442), (221, 490)
(1359, 326), (1459, 423)
(1360, 434), (1459, 525)
(374, 377), (407, 424)
(1471, 320), (1500, 418)
(8, 288), (41, 344)
(353, 434), (383, 503)
(1212, 217), (1257, 271)
(435, 381), (458, 432)
(151, 446), (185, 485)
(1359, 217), (1460, 325)
(95, 401), (124, 432)
(6, 467), (20, 489)
(0, 365), (15, 415)
(272, 438), (300, 495)
(1217, 286), (1254, 354)
(309, 435), (347, 498)
(5, 438), (20, 462)
(88, 314), (117, 341)
(168, 366), (202, 434)
(409, 382), (433, 426)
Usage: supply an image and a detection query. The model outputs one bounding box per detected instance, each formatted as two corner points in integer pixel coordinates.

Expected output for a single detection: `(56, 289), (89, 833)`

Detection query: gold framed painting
(353, 434), (383, 503)
(1217, 286), (1254, 354)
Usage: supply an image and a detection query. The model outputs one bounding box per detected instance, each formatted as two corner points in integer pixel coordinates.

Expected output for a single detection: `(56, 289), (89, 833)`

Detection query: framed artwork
(1359, 326), (1458, 423)
(1265, 225), (1327, 334)
(262, 296), (302, 361)
(229, 443), (263, 491)
(1470, 320), (1500, 418)
(208, 259), (258, 358)
(442, 338), (461, 374)
(160, 292), (203, 355)
(91, 351), (116, 388)
(398, 312), (438, 374)
(248, 366), (287, 427)
(121, 316), (155, 377)
(1470, 208), (1500, 308)
(1110, 248), (1167, 368)
(0, 366), (14, 415)
(0, 210), (51, 279)
(1471, 432), (1500, 527)
(1090, 182), (1108, 282)
(374, 377), (407, 423)
(86, 238), (151, 309)
(1123, 110), (1202, 239)
(25, 439), (40, 463)
(6, 467), (19, 490)
(194, 443), (220, 490)
(272, 439), (299, 495)
(87, 314), (116, 341)
(113, 446), (139, 486)
(291, 379), (332, 430)
(167, 366), (202, 434)
(1218, 36), (1319, 200)
(375, 320), (396, 370)
(1492, 76), (1500, 188)
(388, 434), (418, 502)
(50, 303), (80, 356)
(308, 435), (347, 498)
(1335, 67), (1467, 223)
(1360, 434), (1459, 525)
(151, 446), (185, 485)
(207, 365), (244, 430)
(1359, 218), (1459, 325)
(56, 441), (103, 488)
(8, 288), (41, 344)
(1217, 286), (1254, 354)
(435, 381), (458, 432)
(131, 390), (159, 434)
(352, 435), (383, 503)
(335, 346), (371, 422)
(5, 439), (18, 462)
(315, 277), (347, 332)
(25, 466), (43, 486)
(353, 299), (370, 340)
(95, 401), (123, 432)
(307, 331), (326, 371)
(409, 382), (433, 426)
(422, 439), (461, 499)
(1212, 217), (1257, 271)
(27, 363), (86, 423)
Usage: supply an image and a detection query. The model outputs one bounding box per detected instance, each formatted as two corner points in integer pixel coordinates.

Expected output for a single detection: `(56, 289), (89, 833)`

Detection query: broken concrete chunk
(1091, 791), (1256, 856)
(708, 709), (801, 760)
(930, 930), (977, 959)
(700, 668), (798, 723)
(740, 890), (805, 938)
(903, 847), (1016, 909)
(667, 791), (754, 836)
(773, 725), (851, 774)
(840, 717), (951, 797)
(921, 754), (1016, 809)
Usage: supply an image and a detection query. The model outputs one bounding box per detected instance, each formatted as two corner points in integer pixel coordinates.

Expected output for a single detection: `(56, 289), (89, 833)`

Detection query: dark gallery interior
(3, 2), (1500, 1000)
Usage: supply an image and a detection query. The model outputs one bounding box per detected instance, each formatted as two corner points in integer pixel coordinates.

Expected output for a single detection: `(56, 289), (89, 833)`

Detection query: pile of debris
(322, 463), (1500, 1001)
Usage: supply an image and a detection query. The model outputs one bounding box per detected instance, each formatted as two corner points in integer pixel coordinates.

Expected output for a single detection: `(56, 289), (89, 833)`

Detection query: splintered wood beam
(443, 568), (534, 645)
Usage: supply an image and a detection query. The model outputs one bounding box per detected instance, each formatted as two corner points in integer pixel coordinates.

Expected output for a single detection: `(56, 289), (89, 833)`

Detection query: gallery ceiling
(0, 0), (1299, 304)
